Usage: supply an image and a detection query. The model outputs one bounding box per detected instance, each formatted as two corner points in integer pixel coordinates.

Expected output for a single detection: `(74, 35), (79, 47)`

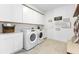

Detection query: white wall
(45, 4), (77, 42)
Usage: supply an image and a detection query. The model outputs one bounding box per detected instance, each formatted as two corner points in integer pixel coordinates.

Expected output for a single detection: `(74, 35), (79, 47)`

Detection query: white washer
(37, 29), (45, 44)
(22, 29), (38, 50)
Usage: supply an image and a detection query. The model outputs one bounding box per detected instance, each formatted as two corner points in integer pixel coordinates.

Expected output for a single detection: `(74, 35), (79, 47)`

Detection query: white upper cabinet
(10, 5), (23, 22)
(0, 4), (23, 23)
(23, 6), (44, 25)
(0, 4), (44, 24)
(0, 5), (11, 22)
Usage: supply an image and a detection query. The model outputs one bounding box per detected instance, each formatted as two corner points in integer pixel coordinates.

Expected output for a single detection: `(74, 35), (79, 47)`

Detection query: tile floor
(16, 39), (67, 54)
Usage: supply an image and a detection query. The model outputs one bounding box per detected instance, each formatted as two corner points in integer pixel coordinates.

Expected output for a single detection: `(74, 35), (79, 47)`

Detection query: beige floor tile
(17, 39), (67, 54)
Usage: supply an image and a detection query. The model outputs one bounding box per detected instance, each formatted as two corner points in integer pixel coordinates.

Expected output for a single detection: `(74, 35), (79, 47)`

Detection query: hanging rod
(22, 4), (45, 15)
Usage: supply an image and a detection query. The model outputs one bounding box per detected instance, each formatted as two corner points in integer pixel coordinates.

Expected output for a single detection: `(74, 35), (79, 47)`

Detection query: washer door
(30, 33), (36, 42)
(39, 32), (43, 38)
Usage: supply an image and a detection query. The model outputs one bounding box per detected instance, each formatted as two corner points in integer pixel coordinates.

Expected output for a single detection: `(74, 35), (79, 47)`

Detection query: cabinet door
(10, 4), (23, 23)
(0, 33), (23, 54)
(0, 35), (14, 53)
(35, 12), (44, 24)
(23, 6), (35, 24)
(0, 4), (23, 23)
(0, 5), (12, 22)
(23, 6), (44, 24)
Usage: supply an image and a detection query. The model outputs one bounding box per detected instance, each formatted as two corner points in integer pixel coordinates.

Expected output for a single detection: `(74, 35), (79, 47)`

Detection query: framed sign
(54, 16), (62, 21)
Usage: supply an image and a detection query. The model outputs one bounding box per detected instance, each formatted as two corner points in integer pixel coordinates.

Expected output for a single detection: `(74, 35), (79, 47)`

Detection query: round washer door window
(30, 33), (36, 41)
(39, 32), (43, 38)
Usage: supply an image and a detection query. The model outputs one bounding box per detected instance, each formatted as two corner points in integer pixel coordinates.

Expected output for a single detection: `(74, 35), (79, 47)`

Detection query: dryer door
(30, 33), (37, 43)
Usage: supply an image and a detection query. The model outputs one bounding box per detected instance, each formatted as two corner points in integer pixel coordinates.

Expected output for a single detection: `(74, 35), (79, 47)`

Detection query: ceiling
(30, 4), (67, 13)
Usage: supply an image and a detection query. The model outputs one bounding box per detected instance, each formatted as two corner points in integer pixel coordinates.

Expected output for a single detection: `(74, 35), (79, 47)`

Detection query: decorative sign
(62, 18), (71, 28)
(55, 28), (61, 31)
(63, 18), (70, 22)
(55, 21), (62, 31)
(48, 19), (52, 22)
(55, 21), (62, 27)
(54, 17), (71, 30)
(61, 22), (71, 28)
(54, 16), (62, 21)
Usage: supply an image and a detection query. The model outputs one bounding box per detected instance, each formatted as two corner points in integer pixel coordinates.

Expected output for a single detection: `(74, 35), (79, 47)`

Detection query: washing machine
(37, 29), (45, 44)
(22, 29), (38, 50)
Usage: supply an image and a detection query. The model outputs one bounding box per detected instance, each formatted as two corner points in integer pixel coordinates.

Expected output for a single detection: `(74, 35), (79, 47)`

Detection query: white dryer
(37, 29), (45, 44)
(22, 29), (38, 50)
